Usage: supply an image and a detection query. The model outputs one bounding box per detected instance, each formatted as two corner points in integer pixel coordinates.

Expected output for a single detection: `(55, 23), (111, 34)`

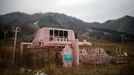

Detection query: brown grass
(0, 39), (134, 75)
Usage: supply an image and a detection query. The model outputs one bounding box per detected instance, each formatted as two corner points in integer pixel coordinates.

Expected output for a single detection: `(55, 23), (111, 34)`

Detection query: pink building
(20, 27), (92, 67)
(31, 27), (75, 48)
(30, 27), (79, 67)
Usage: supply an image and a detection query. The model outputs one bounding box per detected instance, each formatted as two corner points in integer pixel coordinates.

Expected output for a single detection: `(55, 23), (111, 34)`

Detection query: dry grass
(0, 39), (134, 75)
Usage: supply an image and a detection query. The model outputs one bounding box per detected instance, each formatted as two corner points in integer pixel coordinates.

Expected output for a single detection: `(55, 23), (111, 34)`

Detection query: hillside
(101, 15), (134, 34)
(89, 15), (134, 41)
(0, 12), (91, 40)
(0, 12), (134, 41)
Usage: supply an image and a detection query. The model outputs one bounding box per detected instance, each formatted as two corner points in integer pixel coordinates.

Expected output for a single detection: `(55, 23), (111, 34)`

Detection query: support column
(72, 39), (79, 67)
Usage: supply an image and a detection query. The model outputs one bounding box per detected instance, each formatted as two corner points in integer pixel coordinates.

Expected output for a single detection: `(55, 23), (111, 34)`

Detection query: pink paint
(31, 27), (75, 47)
(30, 27), (80, 67)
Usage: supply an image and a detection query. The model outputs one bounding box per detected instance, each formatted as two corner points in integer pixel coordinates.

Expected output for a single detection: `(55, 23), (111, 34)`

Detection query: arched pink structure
(30, 27), (79, 67)
(31, 27), (75, 48)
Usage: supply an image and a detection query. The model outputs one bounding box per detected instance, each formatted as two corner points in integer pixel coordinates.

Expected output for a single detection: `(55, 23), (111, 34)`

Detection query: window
(49, 29), (68, 41)
(54, 30), (58, 36)
(64, 31), (68, 37)
(59, 30), (63, 36)
(50, 30), (53, 35)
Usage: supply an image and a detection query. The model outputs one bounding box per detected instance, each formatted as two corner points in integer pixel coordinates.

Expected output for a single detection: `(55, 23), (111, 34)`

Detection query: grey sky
(0, 0), (134, 22)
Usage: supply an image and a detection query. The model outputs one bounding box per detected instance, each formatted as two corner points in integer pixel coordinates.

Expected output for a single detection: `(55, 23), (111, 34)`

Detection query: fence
(79, 47), (127, 64)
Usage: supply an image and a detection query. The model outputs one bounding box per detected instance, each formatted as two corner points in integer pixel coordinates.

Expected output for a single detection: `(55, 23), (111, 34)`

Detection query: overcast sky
(0, 0), (134, 22)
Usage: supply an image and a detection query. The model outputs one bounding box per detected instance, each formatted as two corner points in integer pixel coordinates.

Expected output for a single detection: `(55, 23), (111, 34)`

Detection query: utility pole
(12, 27), (20, 65)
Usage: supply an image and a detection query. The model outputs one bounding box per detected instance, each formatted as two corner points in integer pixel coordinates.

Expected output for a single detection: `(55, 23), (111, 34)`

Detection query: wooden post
(116, 48), (118, 56)
(121, 34), (124, 44)
(3, 30), (8, 40)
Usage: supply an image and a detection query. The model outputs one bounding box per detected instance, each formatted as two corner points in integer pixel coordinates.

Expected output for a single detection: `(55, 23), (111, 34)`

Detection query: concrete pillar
(72, 39), (79, 67)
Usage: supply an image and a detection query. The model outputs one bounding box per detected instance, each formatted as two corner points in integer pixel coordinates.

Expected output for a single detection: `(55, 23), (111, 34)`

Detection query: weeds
(0, 39), (134, 75)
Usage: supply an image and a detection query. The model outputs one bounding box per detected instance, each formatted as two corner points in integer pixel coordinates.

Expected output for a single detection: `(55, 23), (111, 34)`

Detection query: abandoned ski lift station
(20, 27), (127, 68)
